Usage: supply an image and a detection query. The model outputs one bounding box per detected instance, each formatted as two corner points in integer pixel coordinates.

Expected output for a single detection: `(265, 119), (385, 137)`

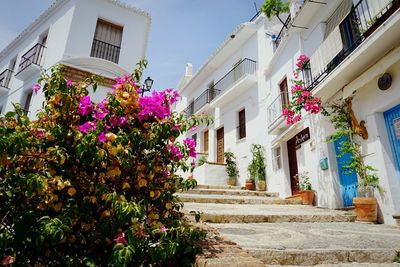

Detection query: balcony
(210, 58), (257, 107)
(16, 43), (46, 80)
(183, 58), (257, 117)
(306, 0), (399, 98)
(0, 69), (13, 96)
(267, 91), (289, 133)
(184, 89), (220, 118)
(90, 39), (121, 64)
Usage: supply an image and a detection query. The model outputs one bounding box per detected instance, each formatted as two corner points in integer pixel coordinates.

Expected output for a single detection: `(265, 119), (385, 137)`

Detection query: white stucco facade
(0, 0), (151, 118)
(177, 0), (400, 225)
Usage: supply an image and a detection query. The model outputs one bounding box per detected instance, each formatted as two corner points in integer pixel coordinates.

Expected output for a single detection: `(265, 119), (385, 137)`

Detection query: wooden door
(216, 128), (224, 163)
(204, 130), (209, 153)
(287, 137), (299, 195)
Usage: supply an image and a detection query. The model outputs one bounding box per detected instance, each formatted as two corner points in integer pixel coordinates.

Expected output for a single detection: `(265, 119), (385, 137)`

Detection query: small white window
(272, 146), (282, 171)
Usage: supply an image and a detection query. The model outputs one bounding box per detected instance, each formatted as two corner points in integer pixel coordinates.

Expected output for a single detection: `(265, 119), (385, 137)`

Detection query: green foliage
(197, 155), (207, 166)
(261, 0), (290, 25)
(224, 152), (239, 177)
(247, 144), (266, 182)
(295, 172), (312, 191)
(325, 97), (382, 195)
(0, 64), (211, 266)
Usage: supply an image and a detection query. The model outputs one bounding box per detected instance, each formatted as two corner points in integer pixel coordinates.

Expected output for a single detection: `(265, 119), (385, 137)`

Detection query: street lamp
(141, 76), (154, 96)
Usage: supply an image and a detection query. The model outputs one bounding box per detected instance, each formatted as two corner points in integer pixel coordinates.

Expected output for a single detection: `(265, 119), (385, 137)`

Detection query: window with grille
(192, 133), (197, 146)
(23, 91), (33, 115)
(238, 109), (246, 140)
(91, 19), (123, 63)
(203, 130), (209, 153)
(279, 77), (289, 109)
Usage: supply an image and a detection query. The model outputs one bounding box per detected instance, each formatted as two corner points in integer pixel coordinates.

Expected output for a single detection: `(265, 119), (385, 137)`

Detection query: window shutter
(94, 20), (123, 47)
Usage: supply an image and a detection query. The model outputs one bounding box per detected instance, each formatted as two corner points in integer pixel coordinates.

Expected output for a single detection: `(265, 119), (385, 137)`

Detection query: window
(91, 19), (123, 63)
(272, 146), (282, 171)
(203, 130), (209, 153)
(279, 77), (289, 109)
(238, 109), (246, 139)
(208, 81), (216, 102)
(192, 134), (197, 146)
(23, 91), (33, 115)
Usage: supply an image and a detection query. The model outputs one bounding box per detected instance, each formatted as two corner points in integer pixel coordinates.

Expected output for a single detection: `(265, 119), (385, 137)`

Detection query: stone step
(178, 193), (300, 205)
(184, 203), (356, 223)
(213, 222), (400, 265)
(188, 188), (280, 197)
(267, 264), (400, 267)
(196, 184), (243, 190)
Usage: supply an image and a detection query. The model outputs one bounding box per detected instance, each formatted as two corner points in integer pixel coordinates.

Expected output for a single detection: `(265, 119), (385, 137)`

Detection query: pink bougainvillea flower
(77, 96), (93, 116)
(66, 80), (72, 87)
(160, 225), (168, 233)
(1, 255), (14, 265)
(78, 121), (97, 134)
(183, 138), (197, 158)
(32, 83), (41, 93)
(166, 143), (183, 160)
(173, 124), (181, 131)
(117, 116), (128, 126)
(97, 132), (107, 143)
(113, 232), (127, 244)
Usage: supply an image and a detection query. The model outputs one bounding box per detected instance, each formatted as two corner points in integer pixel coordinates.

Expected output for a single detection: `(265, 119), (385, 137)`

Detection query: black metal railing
(273, 15), (291, 50)
(184, 88), (221, 118)
(91, 39), (121, 64)
(17, 43), (46, 74)
(306, 0), (399, 91)
(213, 58), (257, 94)
(0, 69), (13, 89)
(267, 91), (289, 126)
(249, 11), (261, 22)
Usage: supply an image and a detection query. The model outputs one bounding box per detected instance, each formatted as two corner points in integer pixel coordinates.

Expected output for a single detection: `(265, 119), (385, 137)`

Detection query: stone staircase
(180, 185), (400, 266)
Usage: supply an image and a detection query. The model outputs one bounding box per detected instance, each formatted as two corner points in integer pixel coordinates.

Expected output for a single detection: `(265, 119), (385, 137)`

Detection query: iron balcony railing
(91, 39), (121, 64)
(183, 58), (257, 118)
(17, 43), (46, 74)
(0, 69), (13, 89)
(305, 0), (399, 91)
(267, 91), (289, 126)
(273, 15), (291, 50)
(213, 58), (257, 93)
(184, 88), (221, 118)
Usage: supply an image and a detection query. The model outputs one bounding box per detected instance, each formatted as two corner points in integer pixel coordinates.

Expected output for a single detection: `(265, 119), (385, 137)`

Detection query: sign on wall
(294, 127), (310, 149)
(394, 117), (400, 140)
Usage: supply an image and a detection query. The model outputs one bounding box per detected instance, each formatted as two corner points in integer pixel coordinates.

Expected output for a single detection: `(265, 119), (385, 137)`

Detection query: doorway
(333, 135), (358, 207)
(384, 104), (400, 179)
(287, 136), (299, 195)
(216, 127), (224, 164)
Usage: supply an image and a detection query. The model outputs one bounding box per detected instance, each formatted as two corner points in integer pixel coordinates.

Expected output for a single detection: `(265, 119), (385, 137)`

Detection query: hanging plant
(282, 54), (323, 125)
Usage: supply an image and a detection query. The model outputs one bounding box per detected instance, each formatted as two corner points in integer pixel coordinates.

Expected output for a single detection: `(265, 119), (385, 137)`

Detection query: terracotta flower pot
(227, 176), (237, 186)
(257, 180), (266, 191)
(300, 190), (314, 205)
(245, 180), (255, 190)
(353, 197), (378, 223)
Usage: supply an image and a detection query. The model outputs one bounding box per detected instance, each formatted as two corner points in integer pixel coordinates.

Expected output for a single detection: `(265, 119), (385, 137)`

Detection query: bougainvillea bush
(282, 54), (322, 124)
(0, 63), (210, 266)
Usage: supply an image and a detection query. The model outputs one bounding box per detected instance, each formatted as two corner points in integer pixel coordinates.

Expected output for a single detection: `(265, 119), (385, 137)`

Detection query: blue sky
(1, 0), (265, 89)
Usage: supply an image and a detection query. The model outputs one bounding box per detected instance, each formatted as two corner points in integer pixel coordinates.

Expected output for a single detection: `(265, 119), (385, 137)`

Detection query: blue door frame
(384, 104), (400, 180)
(333, 136), (358, 207)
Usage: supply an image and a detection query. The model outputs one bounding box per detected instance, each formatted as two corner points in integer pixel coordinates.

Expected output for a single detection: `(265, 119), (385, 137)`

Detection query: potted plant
(248, 144), (267, 191)
(224, 152), (238, 186)
(327, 97), (383, 223)
(295, 172), (314, 205)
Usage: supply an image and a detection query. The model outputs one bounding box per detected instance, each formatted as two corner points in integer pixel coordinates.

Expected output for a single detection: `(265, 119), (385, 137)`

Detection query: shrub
(224, 152), (238, 177)
(0, 63), (210, 266)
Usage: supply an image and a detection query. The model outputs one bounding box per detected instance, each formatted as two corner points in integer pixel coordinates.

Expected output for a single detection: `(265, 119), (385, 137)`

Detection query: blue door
(384, 104), (400, 179)
(333, 136), (358, 207)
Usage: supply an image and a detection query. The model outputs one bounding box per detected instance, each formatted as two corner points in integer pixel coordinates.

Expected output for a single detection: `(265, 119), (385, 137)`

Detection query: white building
(0, 0), (151, 118)
(177, 0), (400, 224)
(175, 15), (282, 186)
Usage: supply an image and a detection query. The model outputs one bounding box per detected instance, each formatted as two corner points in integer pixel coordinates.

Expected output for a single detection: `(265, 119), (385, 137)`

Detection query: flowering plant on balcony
(0, 62), (211, 266)
(282, 54), (322, 125)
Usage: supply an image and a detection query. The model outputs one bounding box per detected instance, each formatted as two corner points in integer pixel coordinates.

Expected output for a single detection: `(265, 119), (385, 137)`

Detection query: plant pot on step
(227, 176), (237, 186)
(245, 179), (255, 190)
(299, 190), (314, 205)
(353, 197), (378, 223)
(257, 180), (266, 191)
